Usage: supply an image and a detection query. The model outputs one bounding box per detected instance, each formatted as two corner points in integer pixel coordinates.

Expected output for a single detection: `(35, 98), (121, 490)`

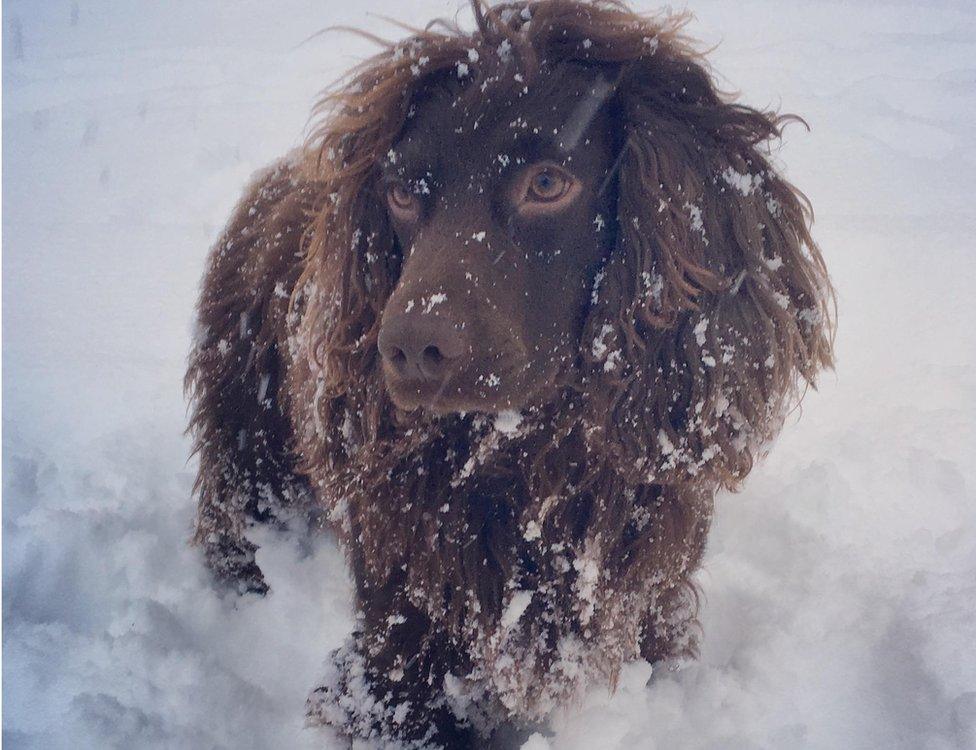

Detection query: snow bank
(3, 1), (974, 748)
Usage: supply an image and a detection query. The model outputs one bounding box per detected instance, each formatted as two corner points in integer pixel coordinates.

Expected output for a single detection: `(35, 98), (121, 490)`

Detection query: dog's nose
(377, 314), (466, 382)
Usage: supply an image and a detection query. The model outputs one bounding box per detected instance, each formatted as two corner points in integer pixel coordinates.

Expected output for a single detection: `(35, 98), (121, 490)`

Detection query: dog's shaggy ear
(582, 51), (834, 489)
(289, 21), (506, 470)
(292, 42), (462, 463)
(291, 131), (399, 467)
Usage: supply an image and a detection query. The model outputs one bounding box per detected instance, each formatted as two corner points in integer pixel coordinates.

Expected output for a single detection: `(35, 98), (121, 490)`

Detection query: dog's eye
(387, 184), (421, 221)
(517, 165), (581, 215)
(529, 170), (569, 200)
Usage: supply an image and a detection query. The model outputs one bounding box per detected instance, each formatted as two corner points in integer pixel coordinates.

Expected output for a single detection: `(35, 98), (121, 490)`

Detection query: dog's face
(376, 66), (618, 414)
(301, 0), (833, 508)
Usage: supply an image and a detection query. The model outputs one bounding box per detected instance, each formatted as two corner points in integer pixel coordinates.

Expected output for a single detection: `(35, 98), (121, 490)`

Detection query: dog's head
(376, 63), (619, 413)
(302, 0), (833, 485)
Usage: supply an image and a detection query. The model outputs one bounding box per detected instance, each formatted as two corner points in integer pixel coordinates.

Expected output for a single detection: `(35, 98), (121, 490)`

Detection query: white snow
(684, 201), (707, 243)
(493, 410), (523, 435)
(720, 165), (763, 196)
(3, 1), (975, 749)
(501, 590), (535, 630)
(422, 292), (447, 313)
(591, 323), (614, 360)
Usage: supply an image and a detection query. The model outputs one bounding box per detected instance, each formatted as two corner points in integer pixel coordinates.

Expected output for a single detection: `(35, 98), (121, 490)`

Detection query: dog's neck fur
(291, 366), (711, 724)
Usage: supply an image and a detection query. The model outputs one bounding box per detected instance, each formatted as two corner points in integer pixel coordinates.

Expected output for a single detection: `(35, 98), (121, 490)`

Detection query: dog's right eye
(387, 184), (421, 222)
(529, 169), (570, 201)
(514, 163), (582, 217)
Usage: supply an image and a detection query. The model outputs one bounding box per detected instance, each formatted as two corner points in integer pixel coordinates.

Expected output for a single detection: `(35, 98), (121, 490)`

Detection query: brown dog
(185, 1), (834, 746)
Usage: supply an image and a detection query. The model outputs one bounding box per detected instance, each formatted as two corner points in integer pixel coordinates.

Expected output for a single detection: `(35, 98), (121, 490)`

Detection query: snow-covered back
(3, 1), (975, 748)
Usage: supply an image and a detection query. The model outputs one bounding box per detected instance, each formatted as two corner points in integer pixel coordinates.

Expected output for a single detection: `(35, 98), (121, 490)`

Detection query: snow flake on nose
(472, 231), (487, 242)
(422, 293), (447, 313)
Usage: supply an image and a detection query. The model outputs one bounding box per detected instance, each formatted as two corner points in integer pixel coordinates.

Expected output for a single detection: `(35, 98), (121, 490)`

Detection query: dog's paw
(228, 560), (270, 597)
(306, 637), (376, 737)
(204, 534), (270, 596)
(306, 637), (456, 749)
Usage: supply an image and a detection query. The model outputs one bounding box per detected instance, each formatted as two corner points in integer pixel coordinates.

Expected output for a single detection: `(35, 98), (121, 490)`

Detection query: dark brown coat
(186, 2), (834, 746)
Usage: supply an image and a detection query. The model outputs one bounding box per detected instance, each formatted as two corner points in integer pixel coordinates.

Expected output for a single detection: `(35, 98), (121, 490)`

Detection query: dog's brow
(504, 130), (583, 165)
(382, 139), (435, 182)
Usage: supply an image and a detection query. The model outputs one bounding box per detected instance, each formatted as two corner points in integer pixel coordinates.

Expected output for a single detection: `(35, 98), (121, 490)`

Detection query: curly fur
(185, 1), (834, 746)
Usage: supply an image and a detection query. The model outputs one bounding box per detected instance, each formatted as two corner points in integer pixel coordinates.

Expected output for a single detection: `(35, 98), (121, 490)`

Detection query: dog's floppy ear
(293, 36), (471, 460)
(581, 54), (834, 489)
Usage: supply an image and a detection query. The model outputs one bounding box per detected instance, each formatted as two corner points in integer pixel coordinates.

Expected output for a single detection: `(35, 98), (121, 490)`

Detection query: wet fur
(186, 1), (834, 746)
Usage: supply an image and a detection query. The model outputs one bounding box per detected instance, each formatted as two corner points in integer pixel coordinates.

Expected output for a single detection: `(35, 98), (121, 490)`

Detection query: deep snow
(3, 1), (975, 748)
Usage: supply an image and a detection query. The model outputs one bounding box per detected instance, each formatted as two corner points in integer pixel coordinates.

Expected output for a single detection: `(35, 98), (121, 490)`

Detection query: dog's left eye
(516, 164), (581, 214)
(387, 184), (421, 221)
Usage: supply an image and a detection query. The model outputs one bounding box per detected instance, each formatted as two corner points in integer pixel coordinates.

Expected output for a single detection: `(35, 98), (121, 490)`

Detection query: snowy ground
(3, 1), (975, 748)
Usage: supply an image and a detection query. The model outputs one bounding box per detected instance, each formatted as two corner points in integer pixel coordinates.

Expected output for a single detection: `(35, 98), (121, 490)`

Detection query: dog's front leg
(306, 574), (476, 748)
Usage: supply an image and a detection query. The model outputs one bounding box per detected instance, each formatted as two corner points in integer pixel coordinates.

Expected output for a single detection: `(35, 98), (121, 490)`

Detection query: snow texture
(3, 1), (975, 749)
